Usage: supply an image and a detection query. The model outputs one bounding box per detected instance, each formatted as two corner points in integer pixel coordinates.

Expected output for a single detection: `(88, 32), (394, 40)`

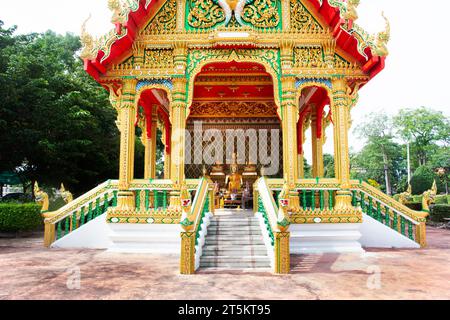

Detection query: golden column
(311, 105), (324, 178)
(298, 153), (305, 179)
(281, 0), (291, 31)
(150, 105), (158, 179)
(297, 114), (310, 179)
(331, 78), (353, 209)
(164, 151), (171, 180)
(143, 105), (158, 179)
(176, 0), (185, 32)
(169, 77), (188, 207)
(280, 76), (299, 208)
(162, 123), (171, 180)
(116, 78), (137, 211)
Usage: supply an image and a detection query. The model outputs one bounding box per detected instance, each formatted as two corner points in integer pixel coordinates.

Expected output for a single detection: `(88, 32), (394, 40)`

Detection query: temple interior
(185, 61), (283, 209)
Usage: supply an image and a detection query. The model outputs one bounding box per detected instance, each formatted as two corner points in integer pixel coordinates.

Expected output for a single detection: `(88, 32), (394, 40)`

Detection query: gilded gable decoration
(290, 0), (322, 32)
(143, 0), (177, 34)
(187, 0), (226, 29)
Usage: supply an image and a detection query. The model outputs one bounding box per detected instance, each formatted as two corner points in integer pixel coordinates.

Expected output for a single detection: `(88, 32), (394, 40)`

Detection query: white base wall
(108, 223), (181, 254)
(290, 223), (364, 254)
(359, 214), (420, 249)
(51, 213), (182, 254)
(52, 214), (113, 249)
(52, 212), (420, 254)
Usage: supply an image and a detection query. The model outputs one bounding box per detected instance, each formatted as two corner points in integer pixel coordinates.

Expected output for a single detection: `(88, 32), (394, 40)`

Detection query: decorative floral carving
(242, 0), (280, 28)
(290, 0), (322, 32)
(144, 49), (174, 68)
(189, 101), (278, 118)
(187, 0), (226, 29)
(143, 0), (177, 34)
(294, 47), (325, 68)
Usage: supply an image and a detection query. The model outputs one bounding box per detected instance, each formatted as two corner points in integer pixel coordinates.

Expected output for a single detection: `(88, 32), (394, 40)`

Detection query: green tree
(430, 147), (450, 194)
(0, 26), (119, 196)
(323, 154), (335, 178)
(394, 107), (450, 166)
(353, 112), (404, 195)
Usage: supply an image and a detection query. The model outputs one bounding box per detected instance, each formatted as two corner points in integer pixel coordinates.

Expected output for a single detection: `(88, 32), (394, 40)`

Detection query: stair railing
(350, 180), (428, 247)
(266, 178), (428, 247)
(43, 179), (181, 247)
(42, 180), (119, 247)
(255, 177), (290, 274)
(180, 177), (213, 274)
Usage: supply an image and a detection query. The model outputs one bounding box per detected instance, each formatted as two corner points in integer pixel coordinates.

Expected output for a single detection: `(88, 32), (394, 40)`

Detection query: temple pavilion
(38, 0), (430, 274)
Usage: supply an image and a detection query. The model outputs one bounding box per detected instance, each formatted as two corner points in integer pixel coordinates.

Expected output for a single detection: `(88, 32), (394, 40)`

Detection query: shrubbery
(405, 203), (422, 211)
(410, 166), (435, 195)
(429, 204), (450, 222)
(0, 203), (43, 232)
(435, 195), (450, 205)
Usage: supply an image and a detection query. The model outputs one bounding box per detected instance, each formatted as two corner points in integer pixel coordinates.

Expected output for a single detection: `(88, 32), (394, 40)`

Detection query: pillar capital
(122, 78), (138, 93)
(173, 40), (188, 74)
(280, 39), (294, 72)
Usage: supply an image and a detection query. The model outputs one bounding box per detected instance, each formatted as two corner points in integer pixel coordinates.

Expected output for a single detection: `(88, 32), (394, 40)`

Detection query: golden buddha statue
(225, 153), (243, 194)
(226, 164), (243, 194)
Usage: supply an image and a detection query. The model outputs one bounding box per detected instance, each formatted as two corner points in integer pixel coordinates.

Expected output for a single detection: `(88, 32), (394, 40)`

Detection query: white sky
(0, 0), (449, 159)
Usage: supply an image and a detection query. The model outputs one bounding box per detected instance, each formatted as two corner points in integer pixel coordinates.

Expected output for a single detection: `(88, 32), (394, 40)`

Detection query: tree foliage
(353, 113), (404, 195)
(352, 108), (449, 195)
(394, 107), (450, 166)
(0, 22), (119, 195)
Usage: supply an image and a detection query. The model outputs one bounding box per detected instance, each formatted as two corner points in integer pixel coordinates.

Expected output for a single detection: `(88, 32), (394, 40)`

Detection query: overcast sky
(0, 0), (448, 159)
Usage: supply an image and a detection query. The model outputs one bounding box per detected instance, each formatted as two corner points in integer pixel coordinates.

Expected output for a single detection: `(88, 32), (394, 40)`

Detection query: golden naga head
(34, 182), (49, 213)
(60, 183), (74, 204)
(108, 0), (126, 24)
(373, 12), (391, 57)
(344, 0), (360, 21)
(422, 181), (437, 212)
(398, 184), (412, 205)
(80, 15), (97, 60)
(34, 181), (40, 195)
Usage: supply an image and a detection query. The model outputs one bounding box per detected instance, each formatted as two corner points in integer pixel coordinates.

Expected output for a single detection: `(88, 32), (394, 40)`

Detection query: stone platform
(0, 227), (449, 300)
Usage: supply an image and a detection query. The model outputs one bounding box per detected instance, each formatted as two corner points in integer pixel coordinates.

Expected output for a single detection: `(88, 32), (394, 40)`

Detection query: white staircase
(200, 210), (271, 269)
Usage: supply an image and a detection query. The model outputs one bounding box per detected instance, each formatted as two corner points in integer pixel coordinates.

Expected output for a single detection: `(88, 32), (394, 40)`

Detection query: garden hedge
(0, 203), (43, 232)
(405, 203), (422, 211)
(435, 195), (448, 205)
(430, 204), (450, 223)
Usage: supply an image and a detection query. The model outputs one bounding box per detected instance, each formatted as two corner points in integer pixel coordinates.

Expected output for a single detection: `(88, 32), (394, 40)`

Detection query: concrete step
(209, 221), (260, 226)
(200, 210), (270, 270)
(201, 256), (270, 263)
(200, 262), (271, 268)
(205, 235), (265, 242)
(211, 218), (258, 224)
(206, 229), (265, 235)
(205, 241), (266, 248)
(208, 226), (260, 230)
(203, 248), (268, 256)
(203, 244), (267, 250)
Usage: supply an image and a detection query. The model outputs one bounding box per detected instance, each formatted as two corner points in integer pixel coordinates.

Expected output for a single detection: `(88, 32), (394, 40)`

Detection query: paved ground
(0, 227), (449, 300)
